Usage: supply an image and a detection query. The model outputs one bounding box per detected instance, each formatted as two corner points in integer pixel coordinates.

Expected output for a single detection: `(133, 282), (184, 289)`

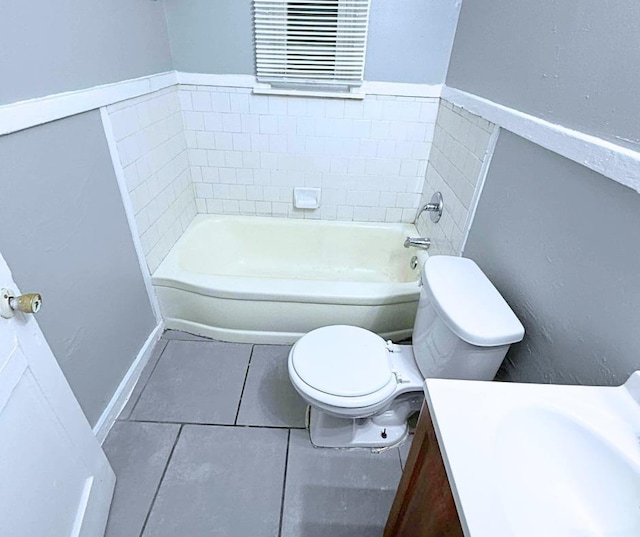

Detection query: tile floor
(103, 330), (414, 537)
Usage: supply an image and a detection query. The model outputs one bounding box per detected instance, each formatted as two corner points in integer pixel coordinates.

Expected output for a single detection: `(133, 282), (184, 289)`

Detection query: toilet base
(308, 391), (423, 449)
(309, 408), (408, 448)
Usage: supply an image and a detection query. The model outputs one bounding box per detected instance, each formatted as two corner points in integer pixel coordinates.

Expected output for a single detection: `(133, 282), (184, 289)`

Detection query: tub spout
(404, 237), (431, 250)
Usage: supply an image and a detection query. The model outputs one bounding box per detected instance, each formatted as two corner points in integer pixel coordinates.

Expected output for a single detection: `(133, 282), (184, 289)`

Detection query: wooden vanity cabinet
(384, 403), (464, 537)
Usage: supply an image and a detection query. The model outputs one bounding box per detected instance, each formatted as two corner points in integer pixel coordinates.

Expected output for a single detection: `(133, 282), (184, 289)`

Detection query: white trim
(175, 72), (442, 99)
(442, 86), (640, 194)
(100, 107), (163, 324)
(358, 81), (443, 99)
(461, 125), (501, 255)
(92, 323), (163, 443)
(175, 72), (257, 88)
(4, 71), (637, 193)
(0, 71), (177, 136)
(0, 69), (440, 137)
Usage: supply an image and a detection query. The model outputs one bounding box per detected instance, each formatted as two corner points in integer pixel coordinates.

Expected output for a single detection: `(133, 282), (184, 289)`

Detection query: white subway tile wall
(107, 88), (196, 272)
(180, 86), (438, 222)
(416, 100), (495, 255)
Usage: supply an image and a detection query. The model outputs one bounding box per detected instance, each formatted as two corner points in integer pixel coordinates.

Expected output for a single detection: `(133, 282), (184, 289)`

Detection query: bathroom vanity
(384, 402), (463, 537)
(385, 375), (640, 536)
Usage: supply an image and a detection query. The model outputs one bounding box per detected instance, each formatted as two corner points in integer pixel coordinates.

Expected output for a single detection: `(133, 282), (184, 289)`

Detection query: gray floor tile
(103, 421), (180, 537)
(142, 425), (288, 537)
(120, 339), (168, 420)
(398, 434), (414, 470)
(236, 345), (307, 428)
(281, 431), (402, 537)
(131, 340), (251, 424)
(162, 329), (212, 341)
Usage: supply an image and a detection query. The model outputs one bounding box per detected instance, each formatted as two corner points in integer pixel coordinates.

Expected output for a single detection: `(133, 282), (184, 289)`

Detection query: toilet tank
(412, 256), (524, 381)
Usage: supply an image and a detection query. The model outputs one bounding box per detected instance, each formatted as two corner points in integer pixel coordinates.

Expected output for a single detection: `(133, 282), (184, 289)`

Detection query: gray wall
(163, 0), (461, 84)
(446, 0), (640, 148)
(465, 130), (640, 387)
(365, 0), (461, 84)
(0, 0), (172, 105)
(164, 0), (255, 75)
(0, 112), (157, 426)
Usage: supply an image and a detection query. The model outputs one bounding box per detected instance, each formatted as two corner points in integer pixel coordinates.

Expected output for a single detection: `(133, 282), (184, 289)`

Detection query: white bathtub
(152, 214), (426, 344)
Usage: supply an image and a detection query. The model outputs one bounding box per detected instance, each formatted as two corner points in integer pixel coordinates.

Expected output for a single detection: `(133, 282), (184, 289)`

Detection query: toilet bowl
(288, 255), (525, 449)
(288, 325), (425, 447)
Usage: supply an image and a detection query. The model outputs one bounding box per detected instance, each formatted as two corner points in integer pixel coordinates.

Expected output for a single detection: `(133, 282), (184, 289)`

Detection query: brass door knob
(1, 288), (43, 318)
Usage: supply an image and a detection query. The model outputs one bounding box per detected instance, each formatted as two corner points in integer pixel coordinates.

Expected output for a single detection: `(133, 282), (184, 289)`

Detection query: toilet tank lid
(423, 256), (524, 347)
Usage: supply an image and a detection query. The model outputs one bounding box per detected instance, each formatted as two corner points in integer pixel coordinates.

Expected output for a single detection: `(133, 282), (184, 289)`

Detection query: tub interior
(177, 216), (419, 284)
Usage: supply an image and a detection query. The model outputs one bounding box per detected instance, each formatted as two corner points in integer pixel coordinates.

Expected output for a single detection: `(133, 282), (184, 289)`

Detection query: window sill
(252, 86), (365, 100)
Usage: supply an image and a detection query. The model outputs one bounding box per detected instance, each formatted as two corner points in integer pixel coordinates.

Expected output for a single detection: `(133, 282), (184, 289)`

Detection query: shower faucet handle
(415, 191), (444, 223)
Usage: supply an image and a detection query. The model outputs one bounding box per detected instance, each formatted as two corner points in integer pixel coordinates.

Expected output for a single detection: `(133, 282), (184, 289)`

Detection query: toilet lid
(290, 325), (393, 397)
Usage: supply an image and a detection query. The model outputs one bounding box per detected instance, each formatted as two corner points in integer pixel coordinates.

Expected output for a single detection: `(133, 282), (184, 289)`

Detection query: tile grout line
(127, 417), (306, 430)
(125, 339), (169, 420)
(277, 429), (291, 537)
(161, 337), (214, 343)
(234, 344), (254, 425)
(138, 423), (184, 537)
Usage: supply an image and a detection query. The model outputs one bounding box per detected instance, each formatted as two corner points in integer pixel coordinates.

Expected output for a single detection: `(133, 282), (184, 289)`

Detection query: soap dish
(293, 187), (321, 209)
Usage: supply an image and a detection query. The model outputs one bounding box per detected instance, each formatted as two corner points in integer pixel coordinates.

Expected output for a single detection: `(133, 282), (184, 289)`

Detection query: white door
(0, 250), (115, 537)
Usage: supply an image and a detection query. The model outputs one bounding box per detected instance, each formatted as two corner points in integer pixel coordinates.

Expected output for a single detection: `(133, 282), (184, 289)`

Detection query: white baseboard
(442, 86), (640, 194)
(93, 323), (163, 443)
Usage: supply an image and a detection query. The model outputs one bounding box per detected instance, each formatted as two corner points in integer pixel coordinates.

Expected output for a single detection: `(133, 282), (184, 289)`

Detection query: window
(253, 0), (371, 90)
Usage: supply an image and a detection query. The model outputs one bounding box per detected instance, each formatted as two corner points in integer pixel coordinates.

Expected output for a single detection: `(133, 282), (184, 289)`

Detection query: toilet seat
(289, 325), (398, 409)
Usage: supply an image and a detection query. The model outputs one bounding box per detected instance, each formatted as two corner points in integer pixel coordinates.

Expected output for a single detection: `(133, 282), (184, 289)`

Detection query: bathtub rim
(152, 214), (428, 343)
(152, 214), (428, 306)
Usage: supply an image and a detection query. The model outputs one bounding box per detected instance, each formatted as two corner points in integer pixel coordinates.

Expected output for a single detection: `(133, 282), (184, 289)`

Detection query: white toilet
(288, 255), (525, 448)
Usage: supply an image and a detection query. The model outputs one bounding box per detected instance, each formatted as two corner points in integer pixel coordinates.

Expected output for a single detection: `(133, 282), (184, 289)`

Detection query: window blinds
(254, 0), (371, 88)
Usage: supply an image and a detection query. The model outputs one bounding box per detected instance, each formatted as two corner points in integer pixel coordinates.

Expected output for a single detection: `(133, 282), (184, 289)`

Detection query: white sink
(496, 407), (640, 536)
(424, 372), (640, 537)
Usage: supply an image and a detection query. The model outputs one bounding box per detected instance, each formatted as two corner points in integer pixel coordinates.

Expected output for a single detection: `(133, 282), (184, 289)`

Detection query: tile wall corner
(416, 100), (497, 256)
(107, 87), (197, 273)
